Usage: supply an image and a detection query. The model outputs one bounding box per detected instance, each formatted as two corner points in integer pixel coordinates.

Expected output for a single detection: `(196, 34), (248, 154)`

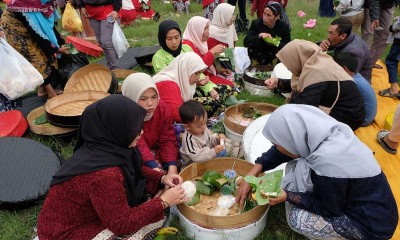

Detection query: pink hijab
(183, 16), (210, 55)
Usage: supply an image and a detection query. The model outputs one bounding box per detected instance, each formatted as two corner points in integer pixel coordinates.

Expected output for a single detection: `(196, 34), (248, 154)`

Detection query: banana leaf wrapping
(202, 170), (229, 189)
(262, 36), (281, 47)
(244, 169), (284, 205)
(214, 48), (235, 72)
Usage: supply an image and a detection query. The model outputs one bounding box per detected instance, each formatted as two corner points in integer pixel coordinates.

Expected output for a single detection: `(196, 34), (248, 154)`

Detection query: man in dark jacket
(362, 0), (395, 69)
(319, 18), (373, 83)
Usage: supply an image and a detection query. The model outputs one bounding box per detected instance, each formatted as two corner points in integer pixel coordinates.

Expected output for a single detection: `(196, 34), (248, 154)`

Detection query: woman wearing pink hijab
(183, 16), (234, 87)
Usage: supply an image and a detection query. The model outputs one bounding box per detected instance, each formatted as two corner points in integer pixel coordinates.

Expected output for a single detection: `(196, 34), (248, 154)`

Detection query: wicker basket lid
(45, 91), (110, 127)
(111, 69), (136, 93)
(27, 106), (77, 136)
(64, 64), (117, 94)
(0, 110), (28, 137)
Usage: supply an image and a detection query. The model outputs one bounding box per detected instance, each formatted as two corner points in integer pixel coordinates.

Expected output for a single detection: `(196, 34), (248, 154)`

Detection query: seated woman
(153, 52), (229, 122)
(120, 0), (137, 26)
(152, 20), (192, 74)
(122, 73), (179, 174)
(37, 95), (186, 239)
(236, 104), (398, 240)
(265, 39), (365, 130)
(2, 0), (68, 98)
(208, 3), (237, 49)
(244, 2), (291, 66)
(183, 16), (234, 86)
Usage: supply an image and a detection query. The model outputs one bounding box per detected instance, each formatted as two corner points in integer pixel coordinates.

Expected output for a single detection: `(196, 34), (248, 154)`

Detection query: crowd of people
(0, 0), (399, 239)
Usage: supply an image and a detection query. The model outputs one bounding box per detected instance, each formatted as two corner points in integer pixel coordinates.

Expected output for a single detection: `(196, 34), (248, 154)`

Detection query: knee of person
(286, 213), (302, 233)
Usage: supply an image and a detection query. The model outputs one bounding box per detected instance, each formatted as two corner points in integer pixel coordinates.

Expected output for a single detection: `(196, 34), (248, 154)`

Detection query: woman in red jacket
(122, 73), (179, 174)
(183, 16), (234, 86)
(37, 95), (185, 240)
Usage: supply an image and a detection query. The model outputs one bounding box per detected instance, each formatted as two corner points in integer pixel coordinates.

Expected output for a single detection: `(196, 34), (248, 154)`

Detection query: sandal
(378, 88), (400, 98)
(377, 131), (397, 154)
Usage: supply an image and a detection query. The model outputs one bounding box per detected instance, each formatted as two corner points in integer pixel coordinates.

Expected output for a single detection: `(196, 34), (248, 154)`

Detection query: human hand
(107, 11), (119, 22)
(371, 19), (380, 31)
(235, 180), (252, 210)
(210, 44), (225, 55)
(264, 77), (278, 89)
(268, 189), (287, 206)
(160, 185), (186, 207)
(259, 33), (271, 39)
(161, 173), (183, 187)
(80, 7), (89, 18)
(210, 88), (219, 100)
(319, 40), (330, 51)
(218, 133), (226, 143)
(213, 145), (225, 154)
(58, 45), (70, 54)
(220, 68), (232, 76)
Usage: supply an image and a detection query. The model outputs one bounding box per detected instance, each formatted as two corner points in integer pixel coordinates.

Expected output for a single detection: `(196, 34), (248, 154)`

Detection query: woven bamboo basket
(45, 91), (110, 127)
(111, 69), (136, 93)
(27, 106), (77, 136)
(64, 64), (117, 94)
(223, 102), (278, 136)
(177, 158), (268, 229)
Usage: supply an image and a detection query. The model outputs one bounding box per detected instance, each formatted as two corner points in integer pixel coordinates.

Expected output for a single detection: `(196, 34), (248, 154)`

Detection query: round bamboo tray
(111, 69), (136, 93)
(177, 158), (268, 229)
(64, 64), (117, 94)
(45, 91), (110, 127)
(223, 102), (278, 136)
(243, 65), (274, 86)
(27, 106), (77, 136)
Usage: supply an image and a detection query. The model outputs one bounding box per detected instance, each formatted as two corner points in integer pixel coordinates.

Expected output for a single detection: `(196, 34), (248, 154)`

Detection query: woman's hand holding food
(196, 75), (209, 86)
(161, 174), (183, 187)
(268, 189), (287, 206)
(160, 185), (186, 207)
(210, 88), (219, 100)
(211, 44), (225, 56)
(264, 77), (278, 89)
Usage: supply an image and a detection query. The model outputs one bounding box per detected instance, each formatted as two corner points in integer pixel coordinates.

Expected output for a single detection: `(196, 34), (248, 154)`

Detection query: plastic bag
(62, 2), (83, 33)
(58, 52), (89, 86)
(233, 47), (250, 74)
(112, 22), (129, 58)
(0, 38), (44, 100)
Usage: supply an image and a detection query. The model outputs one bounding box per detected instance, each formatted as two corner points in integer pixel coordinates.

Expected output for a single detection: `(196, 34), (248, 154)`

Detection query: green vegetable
(242, 198), (259, 213)
(34, 113), (48, 125)
(263, 36), (281, 47)
(196, 180), (215, 196)
(242, 106), (262, 119)
(254, 71), (272, 80)
(202, 170), (229, 189)
(244, 170), (284, 205)
(186, 191), (201, 206)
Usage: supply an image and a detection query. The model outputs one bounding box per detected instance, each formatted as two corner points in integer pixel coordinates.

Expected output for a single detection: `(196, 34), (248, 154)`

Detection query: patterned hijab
(209, 3), (238, 48)
(262, 104), (381, 192)
(183, 16), (210, 55)
(7, 0), (56, 17)
(158, 20), (182, 57)
(122, 73), (160, 121)
(153, 52), (207, 102)
(51, 95), (148, 207)
(276, 39), (352, 92)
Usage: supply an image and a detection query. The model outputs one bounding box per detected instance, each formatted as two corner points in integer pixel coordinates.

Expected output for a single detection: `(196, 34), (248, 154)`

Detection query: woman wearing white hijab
(183, 16), (234, 86)
(236, 104), (398, 239)
(122, 73), (179, 174)
(208, 3), (238, 49)
(153, 52), (227, 123)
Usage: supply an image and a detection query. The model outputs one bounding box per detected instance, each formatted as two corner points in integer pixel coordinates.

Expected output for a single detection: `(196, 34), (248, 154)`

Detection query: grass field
(0, 0), (398, 239)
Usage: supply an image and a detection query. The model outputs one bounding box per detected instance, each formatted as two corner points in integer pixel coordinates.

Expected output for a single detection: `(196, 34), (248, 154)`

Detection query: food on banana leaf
(242, 106), (262, 120)
(34, 113), (48, 125)
(244, 170), (284, 205)
(182, 181), (196, 201)
(263, 36), (281, 47)
(186, 191), (200, 206)
(196, 180), (215, 196)
(202, 170), (228, 189)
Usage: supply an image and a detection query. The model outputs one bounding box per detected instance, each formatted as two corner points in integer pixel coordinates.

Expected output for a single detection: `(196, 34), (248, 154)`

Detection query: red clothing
(120, 9), (137, 25)
(202, 0), (223, 8)
(155, 81), (183, 123)
(207, 37), (229, 50)
(132, 0), (155, 19)
(251, 0), (286, 19)
(183, 39), (234, 86)
(85, 4), (114, 20)
(37, 167), (164, 240)
(138, 100), (178, 167)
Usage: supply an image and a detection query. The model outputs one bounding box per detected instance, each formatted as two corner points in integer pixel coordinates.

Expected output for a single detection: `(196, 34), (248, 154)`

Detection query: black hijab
(51, 95), (148, 207)
(158, 19), (182, 57)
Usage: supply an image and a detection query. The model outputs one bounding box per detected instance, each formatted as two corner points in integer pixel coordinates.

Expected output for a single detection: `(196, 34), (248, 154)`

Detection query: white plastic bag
(112, 22), (129, 58)
(234, 47), (251, 74)
(0, 38), (44, 100)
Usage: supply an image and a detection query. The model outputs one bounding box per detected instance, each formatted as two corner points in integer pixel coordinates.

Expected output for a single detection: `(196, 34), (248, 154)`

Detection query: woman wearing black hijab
(37, 95), (186, 240)
(152, 19), (194, 73)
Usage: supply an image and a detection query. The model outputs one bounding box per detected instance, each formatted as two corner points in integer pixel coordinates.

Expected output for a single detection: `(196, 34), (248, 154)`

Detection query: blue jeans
(385, 43), (400, 84)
